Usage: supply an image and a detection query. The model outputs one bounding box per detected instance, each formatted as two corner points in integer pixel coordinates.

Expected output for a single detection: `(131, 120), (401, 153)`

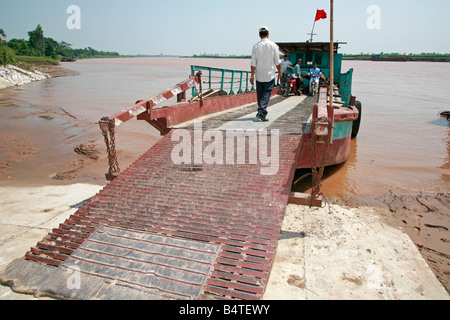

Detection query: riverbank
(0, 64), (50, 90)
(264, 202), (448, 299)
(343, 54), (450, 62)
(0, 59), (77, 90)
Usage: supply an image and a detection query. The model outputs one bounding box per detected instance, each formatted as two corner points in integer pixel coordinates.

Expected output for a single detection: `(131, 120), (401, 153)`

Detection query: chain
(100, 117), (120, 175)
(291, 115), (332, 208)
(310, 116), (333, 207)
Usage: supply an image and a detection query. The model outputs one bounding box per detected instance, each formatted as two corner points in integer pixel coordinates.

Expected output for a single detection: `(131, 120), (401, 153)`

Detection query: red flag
(315, 9), (327, 22)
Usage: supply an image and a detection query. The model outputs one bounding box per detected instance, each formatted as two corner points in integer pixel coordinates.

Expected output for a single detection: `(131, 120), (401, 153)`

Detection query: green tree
(56, 41), (73, 57)
(44, 37), (58, 58)
(0, 28), (6, 42)
(28, 24), (45, 56)
(0, 46), (16, 65)
(6, 38), (33, 56)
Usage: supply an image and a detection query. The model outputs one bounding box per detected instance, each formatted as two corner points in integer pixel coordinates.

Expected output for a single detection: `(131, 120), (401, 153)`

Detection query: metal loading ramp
(0, 94), (315, 300)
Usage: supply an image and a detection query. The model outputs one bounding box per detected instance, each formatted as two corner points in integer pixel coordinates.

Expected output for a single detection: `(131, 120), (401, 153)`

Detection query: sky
(1, 0), (450, 56)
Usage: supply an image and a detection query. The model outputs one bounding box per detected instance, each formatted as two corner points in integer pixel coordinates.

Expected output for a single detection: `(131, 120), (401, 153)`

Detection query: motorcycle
(278, 73), (290, 96)
(309, 74), (321, 97)
(280, 73), (302, 97)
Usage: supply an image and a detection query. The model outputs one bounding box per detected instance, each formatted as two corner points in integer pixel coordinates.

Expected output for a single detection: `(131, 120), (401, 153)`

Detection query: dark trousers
(296, 78), (304, 92)
(256, 79), (275, 118)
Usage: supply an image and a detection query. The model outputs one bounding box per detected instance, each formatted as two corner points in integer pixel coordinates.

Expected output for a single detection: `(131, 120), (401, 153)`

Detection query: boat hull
(297, 120), (353, 168)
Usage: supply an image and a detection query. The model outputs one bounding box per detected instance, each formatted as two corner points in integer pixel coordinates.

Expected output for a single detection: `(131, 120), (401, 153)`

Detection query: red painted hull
(296, 135), (351, 168)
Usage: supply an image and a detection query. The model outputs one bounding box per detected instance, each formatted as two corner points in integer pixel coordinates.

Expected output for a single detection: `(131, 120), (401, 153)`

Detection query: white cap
(259, 26), (269, 32)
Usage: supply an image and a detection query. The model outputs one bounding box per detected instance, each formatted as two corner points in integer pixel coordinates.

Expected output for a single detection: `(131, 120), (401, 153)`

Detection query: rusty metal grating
(22, 130), (302, 300)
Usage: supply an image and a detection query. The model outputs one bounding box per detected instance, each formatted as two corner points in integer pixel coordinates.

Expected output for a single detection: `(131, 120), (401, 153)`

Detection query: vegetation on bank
(186, 52), (450, 62)
(3, 26), (450, 66)
(190, 53), (251, 59)
(0, 25), (119, 66)
(344, 53), (450, 62)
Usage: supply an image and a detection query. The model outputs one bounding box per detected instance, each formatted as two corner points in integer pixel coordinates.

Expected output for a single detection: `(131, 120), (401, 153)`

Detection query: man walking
(250, 26), (281, 122)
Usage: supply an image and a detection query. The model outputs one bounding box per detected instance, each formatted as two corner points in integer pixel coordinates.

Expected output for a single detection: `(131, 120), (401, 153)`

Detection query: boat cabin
(277, 41), (353, 107)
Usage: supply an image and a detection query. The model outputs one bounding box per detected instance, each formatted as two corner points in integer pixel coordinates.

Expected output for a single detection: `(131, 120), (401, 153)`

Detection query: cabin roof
(276, 42), (346, 54)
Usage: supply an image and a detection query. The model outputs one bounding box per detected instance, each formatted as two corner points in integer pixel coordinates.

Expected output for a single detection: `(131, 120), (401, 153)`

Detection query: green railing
(339, 68), (353, 107)
(190, 65), (255, 97)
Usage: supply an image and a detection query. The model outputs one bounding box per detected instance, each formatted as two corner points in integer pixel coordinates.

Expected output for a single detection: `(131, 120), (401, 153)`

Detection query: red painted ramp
(14, 130), (302, 300)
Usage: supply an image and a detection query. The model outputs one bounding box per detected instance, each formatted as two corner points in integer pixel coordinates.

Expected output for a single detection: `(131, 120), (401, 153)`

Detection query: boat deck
(0, 95), (317, 300)
(177, 95), (315, 134)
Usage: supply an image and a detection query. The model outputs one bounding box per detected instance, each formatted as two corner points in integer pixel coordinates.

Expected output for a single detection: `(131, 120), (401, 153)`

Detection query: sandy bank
(0, 65), (50, 90)
(264, 203), (449, 300)
(0, 62), (78, 90)
(0, 183), (104, 300)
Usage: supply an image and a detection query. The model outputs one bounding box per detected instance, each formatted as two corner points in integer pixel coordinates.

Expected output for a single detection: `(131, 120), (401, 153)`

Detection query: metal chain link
(100, 117), (120, 175)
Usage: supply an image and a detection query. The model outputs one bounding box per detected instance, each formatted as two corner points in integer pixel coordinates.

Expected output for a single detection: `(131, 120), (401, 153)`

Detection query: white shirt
(280, 59), (292, 74)
(251, 38), (281, 83)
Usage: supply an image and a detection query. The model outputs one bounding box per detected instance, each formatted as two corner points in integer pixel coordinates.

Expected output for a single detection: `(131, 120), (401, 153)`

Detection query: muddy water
(294, 60), (450, 205)
(0, 58), (252, 185)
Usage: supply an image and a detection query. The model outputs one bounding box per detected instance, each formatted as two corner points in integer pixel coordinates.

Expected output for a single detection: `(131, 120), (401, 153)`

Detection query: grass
(0, 45), (17, 65)
(12, 56), (60, 73)
(16, 56), (60, 66)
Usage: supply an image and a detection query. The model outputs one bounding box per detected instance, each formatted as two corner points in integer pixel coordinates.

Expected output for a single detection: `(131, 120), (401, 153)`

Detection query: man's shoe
(256, 113), (269, 122)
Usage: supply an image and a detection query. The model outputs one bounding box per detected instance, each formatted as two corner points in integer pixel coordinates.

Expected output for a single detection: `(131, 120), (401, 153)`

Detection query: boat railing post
(208, 68), (212, 90)
(238, 71), (243, 94)
(221, 70), (225, 91)
(191, 65), (197, 98)
(230, 71), (235, 95)
(245, 72), (249, 92)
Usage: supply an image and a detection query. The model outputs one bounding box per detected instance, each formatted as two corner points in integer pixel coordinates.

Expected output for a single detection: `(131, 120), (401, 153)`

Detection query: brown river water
(0, 57), (449, 291)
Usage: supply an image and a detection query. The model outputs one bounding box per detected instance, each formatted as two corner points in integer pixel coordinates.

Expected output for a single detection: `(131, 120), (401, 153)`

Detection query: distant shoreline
(343, 54), (450, 62)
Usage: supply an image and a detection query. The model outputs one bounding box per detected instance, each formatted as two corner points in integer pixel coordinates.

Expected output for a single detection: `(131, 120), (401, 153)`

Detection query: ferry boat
(98, 40), (362, 181)
(276, 41), (362, 168)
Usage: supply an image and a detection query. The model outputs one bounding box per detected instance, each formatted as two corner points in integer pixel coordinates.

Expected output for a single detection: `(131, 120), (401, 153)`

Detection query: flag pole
(309, 21), (316, 42)
(329, 0), (334, 111)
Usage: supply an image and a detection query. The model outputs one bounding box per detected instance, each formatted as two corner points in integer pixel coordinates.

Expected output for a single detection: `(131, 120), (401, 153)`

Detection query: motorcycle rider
(280, 55), (293, 75)
(307, 62), (327, 82)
